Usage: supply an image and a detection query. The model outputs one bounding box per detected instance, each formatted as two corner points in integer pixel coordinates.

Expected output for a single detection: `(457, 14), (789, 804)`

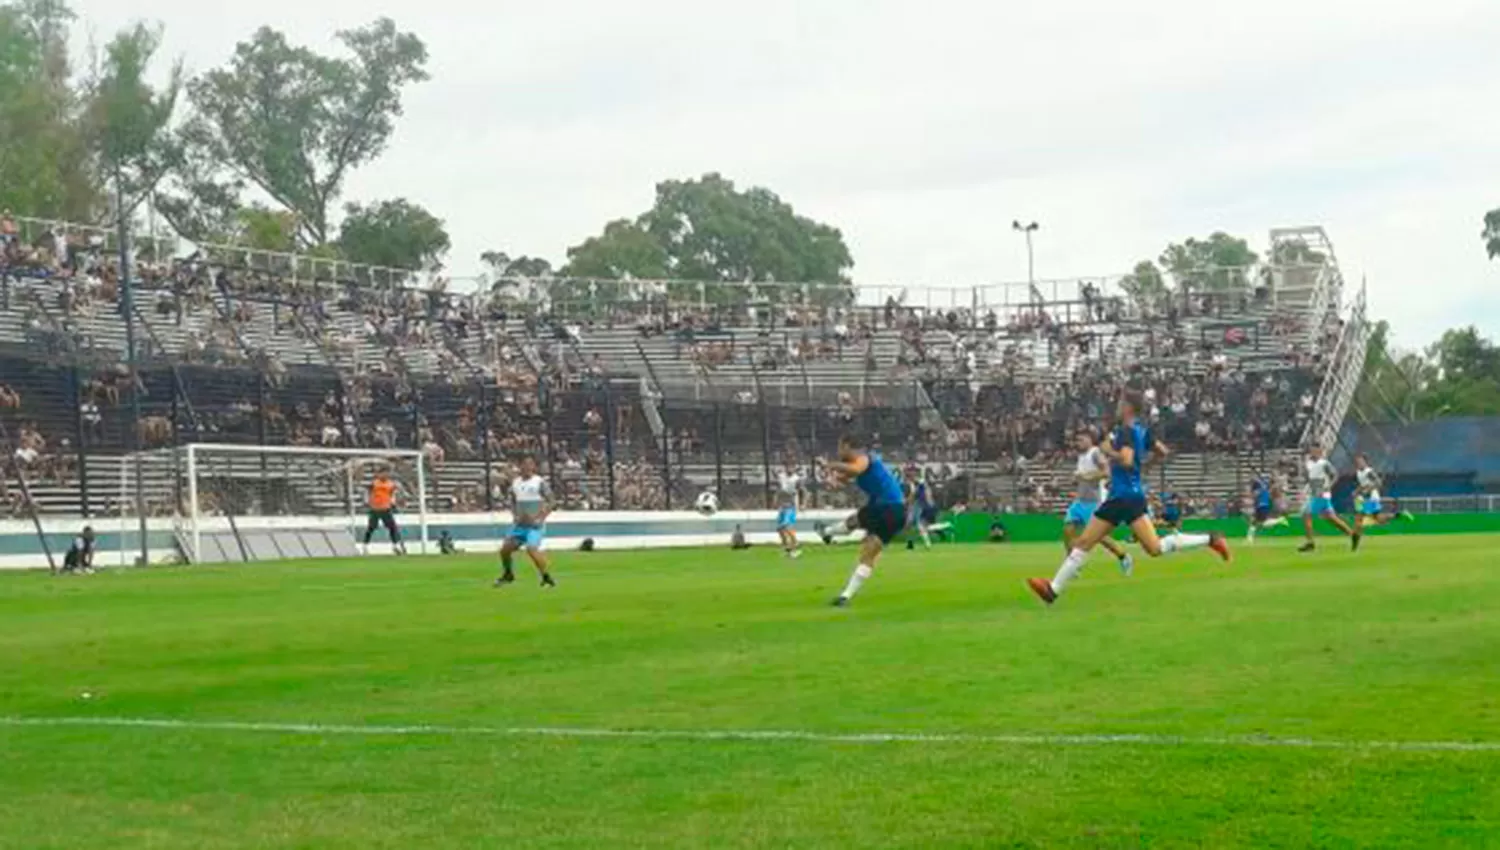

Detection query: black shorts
(857, 503), (906, 544)
(1095, 496), (1148, 528)
(1254, 506), (1272, 524)
(367, 509), (397, 528)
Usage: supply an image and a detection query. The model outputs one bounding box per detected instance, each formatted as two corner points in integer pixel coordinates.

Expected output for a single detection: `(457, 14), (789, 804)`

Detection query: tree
(83, 21), (183, 217)
(337, 198), (449, 271)
(480, 250), (553, 279)
(179, 18), (428, 248)
(1118, 260), (1168, 311)
(1484, 208), (1500, 260)
(0, 0), (97, 219)
(1355, 322), (1500, 419)
(562, 173), (855, 304)
(1158, 232), (1258, 295)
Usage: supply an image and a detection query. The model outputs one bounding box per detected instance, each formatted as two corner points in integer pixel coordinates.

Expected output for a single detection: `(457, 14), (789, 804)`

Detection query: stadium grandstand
(1, 214), (1371, 538)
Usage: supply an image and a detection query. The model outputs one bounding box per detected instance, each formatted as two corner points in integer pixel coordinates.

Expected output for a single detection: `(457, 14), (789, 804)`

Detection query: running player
(61, 526), (96, 574)
(821, 435), (907, 607)
(905, 467), (938, 550)
(1027, 391), (1231, 605)
(1246, 473), (1289, 543)
(497, 456), (557, 588)
(1064, 429), (1134, 576)
(1351, 453), (1414, 550)
(775, 462), (804, 559)
(363, 469), (407, 555)
(1298, 446), (1355, 553)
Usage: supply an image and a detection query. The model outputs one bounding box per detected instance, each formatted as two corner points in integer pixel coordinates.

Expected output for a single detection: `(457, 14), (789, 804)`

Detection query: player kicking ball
(819, 435), (907, 607)
(1350, 453), (1414, 551)
(1027, 392), (1231, 605)
(496, 456), (557, 589)
(1064, 429), (1134, 576)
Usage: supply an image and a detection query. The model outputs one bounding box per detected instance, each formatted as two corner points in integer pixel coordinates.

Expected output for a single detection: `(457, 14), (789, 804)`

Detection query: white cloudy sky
(73, 0), (1500, 347)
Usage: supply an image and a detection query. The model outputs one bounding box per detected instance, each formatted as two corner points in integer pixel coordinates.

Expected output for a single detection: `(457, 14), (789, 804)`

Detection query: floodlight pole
(116, 168), (149, 566)
(1012, 220), (1040, 286)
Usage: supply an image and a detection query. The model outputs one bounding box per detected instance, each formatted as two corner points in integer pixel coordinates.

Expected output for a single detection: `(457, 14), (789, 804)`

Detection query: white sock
(1159, 533), (1210, 555)
(919, 528), (932, 549)
(1050, 548), (1090, 595)
(1247, 525), (1257, 541)
(841, 564), (873, 599)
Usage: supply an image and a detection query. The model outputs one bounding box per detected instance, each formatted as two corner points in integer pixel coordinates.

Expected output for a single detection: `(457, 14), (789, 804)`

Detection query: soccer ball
(695, 491), (720, 516)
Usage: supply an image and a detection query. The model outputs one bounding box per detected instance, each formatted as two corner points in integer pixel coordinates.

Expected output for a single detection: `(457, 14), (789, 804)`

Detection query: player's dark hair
(1120, 390), (1145, 415)
(839, 433), (868, 450)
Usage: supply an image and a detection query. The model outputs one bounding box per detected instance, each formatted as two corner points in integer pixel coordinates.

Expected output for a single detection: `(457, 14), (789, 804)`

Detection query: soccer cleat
(494, 571), (516, 587)
(1026, 577), (1057, 605)
(1298, 542), (1316, 553)
(1351, 533), (1363, 552)
(820, 530), (834, 546)
(1118, 554), (1135, 577)
(789, 549), (803, 560)
(541, 573), (557, 588)
(1399, 511), (1416, 523)
(1208, 532), (1232, 563)
(830, 595), (851, 608)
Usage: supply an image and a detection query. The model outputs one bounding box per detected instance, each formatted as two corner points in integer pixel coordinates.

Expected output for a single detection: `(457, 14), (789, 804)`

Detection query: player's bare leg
(833, 534), (883, 607)
(526, 546), (556, 587)
(1030, 516), (1114, 604)
(1298, 512), (1319, 552)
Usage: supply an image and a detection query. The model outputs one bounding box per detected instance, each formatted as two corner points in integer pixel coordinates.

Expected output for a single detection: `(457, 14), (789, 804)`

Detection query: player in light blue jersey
(821, 434), (907, 607)
(1350, 453), (1414, 550)
(1028, 391), (1231, 605)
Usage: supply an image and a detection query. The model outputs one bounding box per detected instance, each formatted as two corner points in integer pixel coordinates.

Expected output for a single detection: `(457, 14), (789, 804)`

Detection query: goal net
(117, 444), (429, 565)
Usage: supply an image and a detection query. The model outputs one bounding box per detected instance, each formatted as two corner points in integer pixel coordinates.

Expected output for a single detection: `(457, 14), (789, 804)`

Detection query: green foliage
(1119, 260), (1168, 310)
(0, 0), (98, 219)
(562, 173), (854, 304)
(1158, 232), (1258, 294)
(337, 198), (450, 272)
(181, 18), (429, 248)
(82, 21), (183, 216)
(1484, 207), (1500, 260)
(1357, 322), (1500, 419)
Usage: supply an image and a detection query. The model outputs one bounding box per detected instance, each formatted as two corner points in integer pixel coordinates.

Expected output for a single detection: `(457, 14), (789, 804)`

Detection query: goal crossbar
(166, 444), (430, 563)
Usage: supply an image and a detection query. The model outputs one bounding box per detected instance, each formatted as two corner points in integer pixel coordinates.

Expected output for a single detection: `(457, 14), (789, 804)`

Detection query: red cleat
(1208, 531), (1233, 563)
(1026, 577), (1057, 605)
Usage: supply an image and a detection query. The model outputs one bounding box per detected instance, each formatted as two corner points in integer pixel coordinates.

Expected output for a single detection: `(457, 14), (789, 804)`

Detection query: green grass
(2, 534), (1498, 849)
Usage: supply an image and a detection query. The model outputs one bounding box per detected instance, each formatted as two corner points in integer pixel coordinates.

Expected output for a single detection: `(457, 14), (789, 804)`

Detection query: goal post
(122, 443), (430, 564)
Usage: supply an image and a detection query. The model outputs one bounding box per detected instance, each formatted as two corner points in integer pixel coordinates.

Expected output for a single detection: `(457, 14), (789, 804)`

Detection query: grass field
(2, 533), (1498, 848)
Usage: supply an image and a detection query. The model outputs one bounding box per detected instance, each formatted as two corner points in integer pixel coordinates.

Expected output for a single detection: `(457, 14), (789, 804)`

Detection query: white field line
(2, 716), (1498, 753)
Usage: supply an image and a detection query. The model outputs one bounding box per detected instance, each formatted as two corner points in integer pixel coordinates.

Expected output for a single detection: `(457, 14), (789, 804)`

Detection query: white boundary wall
(0, 509), (858, 570)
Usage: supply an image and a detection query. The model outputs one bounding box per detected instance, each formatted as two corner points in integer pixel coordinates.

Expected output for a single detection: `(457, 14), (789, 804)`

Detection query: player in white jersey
(1298, 446), (1355, 553)
(1063, 430), (1134, 575)
(775, 463), (804, 559)
(1350, 453), (1415, 550)
(497, 456), (557, 588)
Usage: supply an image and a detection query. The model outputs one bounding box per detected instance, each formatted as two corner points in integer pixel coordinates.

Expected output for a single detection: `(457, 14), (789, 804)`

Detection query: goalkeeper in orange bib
(364, 469), (408, 555)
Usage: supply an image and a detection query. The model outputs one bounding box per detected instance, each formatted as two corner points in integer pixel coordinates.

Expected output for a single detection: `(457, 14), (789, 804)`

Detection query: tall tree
(337, 198), (449, 272)
(1484, 207), (1500, 260)
(0, 0), (97, 219)
(83, 21), (183, 217)
(179, 18), (428, 248)
(562, 173), (855, 304)
(1118, 260), (1168, 311)
(1159, 232), (1258, 294)
(1355, 322), (1500, 419)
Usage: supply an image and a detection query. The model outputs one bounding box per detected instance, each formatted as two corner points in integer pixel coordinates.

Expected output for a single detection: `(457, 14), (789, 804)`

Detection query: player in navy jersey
(1027, 391), (1232, 605)
(1246, 474), (1289, 543)
(820, 434), (907, 607)
(904, 468), (938, 550)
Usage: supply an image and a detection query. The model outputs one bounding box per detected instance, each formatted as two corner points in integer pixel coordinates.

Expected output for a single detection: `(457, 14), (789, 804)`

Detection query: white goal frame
(162, 443), (429, 563)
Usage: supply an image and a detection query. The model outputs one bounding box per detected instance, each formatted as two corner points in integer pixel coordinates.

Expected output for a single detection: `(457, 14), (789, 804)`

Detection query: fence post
(479, 380), (493, 511)
(659, 398), (672, 510)
(604, 385), (618, 510)
(68, 364), (90, 516)
(714, 402), (725, 503)
(759, 399), (773, 510)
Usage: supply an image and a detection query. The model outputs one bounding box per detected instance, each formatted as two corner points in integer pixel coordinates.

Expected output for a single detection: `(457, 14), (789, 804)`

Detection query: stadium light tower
(1012, 220), (1040, 285)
